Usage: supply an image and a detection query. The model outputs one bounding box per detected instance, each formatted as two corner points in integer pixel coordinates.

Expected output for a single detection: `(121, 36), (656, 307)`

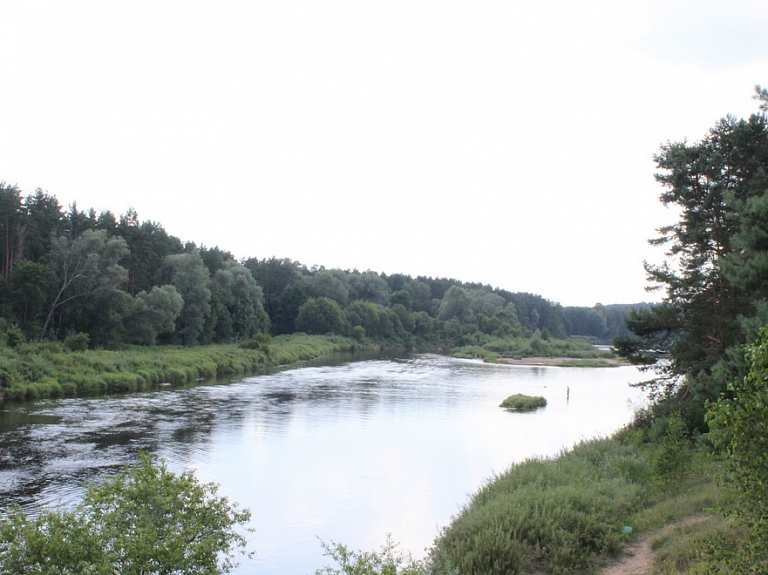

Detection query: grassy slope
(0, 334), (368, 402)
(428, 429), (730, 575)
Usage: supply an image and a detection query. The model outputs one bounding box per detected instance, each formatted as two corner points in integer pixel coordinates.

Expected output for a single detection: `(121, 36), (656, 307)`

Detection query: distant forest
(0, 183), (645, 348)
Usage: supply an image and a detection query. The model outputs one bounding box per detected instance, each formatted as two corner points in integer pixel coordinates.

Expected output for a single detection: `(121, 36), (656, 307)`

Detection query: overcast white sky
(2, 1), (767, 306)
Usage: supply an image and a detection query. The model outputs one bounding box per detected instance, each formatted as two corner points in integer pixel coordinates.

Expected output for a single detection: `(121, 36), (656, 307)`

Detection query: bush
(316, 534), (425, 575)
(0, 453), (251, 574)
(64, 332), (90, 352)
(651, 412), (691, 488)
(4, 325), (24, 348)
(499, 394), (547, 411)
(239, 333), (272, 352)
(705, 327), (768, 571)
(428, 438), (646, 574)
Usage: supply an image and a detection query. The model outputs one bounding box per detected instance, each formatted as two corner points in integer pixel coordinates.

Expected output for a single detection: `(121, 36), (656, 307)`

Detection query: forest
(0, 186), (637, 353)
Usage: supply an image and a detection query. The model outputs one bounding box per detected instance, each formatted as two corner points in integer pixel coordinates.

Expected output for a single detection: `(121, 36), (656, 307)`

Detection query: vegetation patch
(0, 334), (367, 403)
(426, 425), (725, 575)
(556, 358), (619, 367)
(499, 393), (547, 411)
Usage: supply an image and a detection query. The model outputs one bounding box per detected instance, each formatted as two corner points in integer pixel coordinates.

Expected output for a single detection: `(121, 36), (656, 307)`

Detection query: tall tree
(616, 87), (768, 427)
(117, 211), (184, 296)
(0, 183), (23, 281)
(123, 285), (184, 345)
(42, 230), (129, 340)
(21, 189), (64, 263)
(161, 252), (212, 345)
(244, 257), (305, 321)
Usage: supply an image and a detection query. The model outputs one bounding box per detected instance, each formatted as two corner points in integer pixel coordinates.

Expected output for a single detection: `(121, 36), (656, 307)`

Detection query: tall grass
(0, 334), (366, 402)
(453, 335), (614, 362)
(499, 394), (547, 410)
(427, 428), (713, 575)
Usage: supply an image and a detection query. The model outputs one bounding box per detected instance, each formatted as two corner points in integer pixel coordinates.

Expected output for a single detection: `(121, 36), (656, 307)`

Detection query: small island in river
(499, 393), (547, 411)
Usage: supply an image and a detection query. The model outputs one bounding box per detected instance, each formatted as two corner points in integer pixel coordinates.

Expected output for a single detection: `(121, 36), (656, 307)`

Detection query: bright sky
(2, 1), (767, 306)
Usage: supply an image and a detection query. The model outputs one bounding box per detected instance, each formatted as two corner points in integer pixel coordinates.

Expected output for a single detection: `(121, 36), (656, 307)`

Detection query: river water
(0, 354), (647, 574)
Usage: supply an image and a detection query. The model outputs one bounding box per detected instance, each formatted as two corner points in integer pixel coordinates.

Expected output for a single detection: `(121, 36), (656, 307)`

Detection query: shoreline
(496, 356), (631, 367)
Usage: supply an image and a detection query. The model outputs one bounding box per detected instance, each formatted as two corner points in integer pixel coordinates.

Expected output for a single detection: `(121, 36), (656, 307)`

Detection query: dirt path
(599, 516), (709, 575)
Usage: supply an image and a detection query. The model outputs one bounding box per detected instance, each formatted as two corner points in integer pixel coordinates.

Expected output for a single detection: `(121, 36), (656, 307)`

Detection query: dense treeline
(0, 185), (638, 353)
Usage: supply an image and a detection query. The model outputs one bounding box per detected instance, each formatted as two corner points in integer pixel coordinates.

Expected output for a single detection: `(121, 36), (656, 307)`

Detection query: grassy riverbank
(451, 335), (615, 364)
(426, 421), (730, 575)
(0, 334), (369, 402)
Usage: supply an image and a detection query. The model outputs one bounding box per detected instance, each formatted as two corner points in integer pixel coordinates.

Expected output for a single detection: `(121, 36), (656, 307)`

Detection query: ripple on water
(0, 355), (646, 574)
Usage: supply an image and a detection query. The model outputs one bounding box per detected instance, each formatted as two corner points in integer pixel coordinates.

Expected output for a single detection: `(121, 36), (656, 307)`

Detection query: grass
(427, 430), (732, 575)
(452, 335), (616, 365)
(499, 394), (547, 411)
(557, 359), (619, 368)
(0, 334), (369, 402)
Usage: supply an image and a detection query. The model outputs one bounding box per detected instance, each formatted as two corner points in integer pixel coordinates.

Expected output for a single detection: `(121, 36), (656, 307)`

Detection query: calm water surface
(0, 354), (647, 574)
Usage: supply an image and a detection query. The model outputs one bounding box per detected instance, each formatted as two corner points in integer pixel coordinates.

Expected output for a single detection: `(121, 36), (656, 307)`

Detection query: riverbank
(427, 425), (732, 575)
(497, 356), (630, 367)
(0, 334), (371, 402)
(451, 336), (622, 367)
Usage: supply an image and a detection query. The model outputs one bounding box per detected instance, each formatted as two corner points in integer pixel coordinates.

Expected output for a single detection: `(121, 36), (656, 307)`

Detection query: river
(0, 353), (647, 574)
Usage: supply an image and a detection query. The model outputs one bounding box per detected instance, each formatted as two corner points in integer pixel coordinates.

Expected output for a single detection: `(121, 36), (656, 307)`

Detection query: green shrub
(4, 325), (25, 348)
(316, 534), (425, 575)
(651, 412), (691, 488)
(0, 454), (251, 574)
(429, 438), (647, 575)
(239, 333), (272, 352)
(64, 332), (90, 352)
(499, 394), (547, 411)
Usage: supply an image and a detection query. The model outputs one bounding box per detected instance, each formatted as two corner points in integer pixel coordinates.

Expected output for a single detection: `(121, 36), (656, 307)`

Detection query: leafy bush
(64, 332), (90, 352)
(705, 327), (768, 571)
(239, 332), (272, 352)
(0, 453), (251, 574)
(316, 534), (425, 575)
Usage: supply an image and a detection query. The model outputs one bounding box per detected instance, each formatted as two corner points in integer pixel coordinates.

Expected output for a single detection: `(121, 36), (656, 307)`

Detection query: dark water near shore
(0, 354), (646, 574)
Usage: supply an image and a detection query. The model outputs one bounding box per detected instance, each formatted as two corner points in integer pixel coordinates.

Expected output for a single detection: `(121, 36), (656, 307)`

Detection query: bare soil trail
(599, 516), (710, 575)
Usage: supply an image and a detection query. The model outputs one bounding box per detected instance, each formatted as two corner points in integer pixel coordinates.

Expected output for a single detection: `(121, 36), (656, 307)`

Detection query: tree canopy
(616, 86), (768, 429)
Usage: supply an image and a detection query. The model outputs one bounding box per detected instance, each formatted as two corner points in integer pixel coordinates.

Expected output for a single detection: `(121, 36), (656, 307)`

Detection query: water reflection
(0, 354), (646, 574)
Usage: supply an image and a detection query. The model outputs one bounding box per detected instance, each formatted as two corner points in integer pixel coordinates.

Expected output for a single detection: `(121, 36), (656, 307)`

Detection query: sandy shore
(496, 356), (631, 367)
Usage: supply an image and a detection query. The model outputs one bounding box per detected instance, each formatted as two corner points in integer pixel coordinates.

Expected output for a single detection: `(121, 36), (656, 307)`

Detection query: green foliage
(4, 323), (25, 348)
(651, 412), (691, 488)
(64, 332), (90, 352)
(124, 284), (184, 345)
(315, 535), (425, 575)
(161, 252), (212, 345)
(296, 297), (347, 335)
(8, 260), (53, 338)
(499, 394), (547, 411)
(706, 327), (768, 570)
(455, 333), (614, 362)
(429, 437), (649, 575)
(239, 333), (271, 352)
(0, 453), (251, 574)
(0, 335), (365, 401)
(617, 90), (768, 431)
(43, 229), (129, 340)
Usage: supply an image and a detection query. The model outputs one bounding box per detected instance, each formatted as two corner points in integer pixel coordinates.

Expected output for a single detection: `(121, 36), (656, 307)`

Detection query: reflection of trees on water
(0, 354), (482, 509)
